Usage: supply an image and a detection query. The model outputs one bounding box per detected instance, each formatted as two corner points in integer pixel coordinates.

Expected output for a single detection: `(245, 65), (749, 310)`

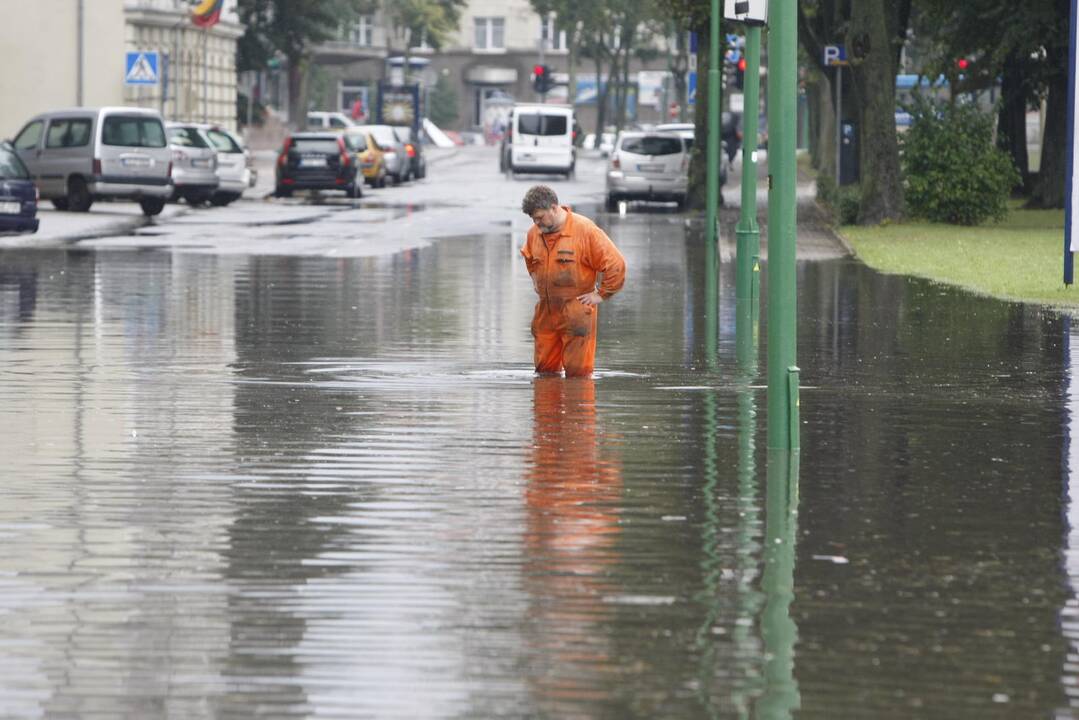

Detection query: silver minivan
(605, 131), (689, 211)
(11, 107), (173, 216)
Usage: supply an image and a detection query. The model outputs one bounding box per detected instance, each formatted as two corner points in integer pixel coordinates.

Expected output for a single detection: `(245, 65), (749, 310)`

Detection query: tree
(799, 0), (911, 224)
(913, 0), (1061, 203)
(236, 0), (373, 127)
(382, 0), (466, 84)
(428, 71), (458, 127)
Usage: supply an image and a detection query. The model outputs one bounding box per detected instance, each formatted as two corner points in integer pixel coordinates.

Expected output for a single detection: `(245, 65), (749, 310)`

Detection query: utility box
(839, 120), (859, 185)
(724, 0), (768, 26)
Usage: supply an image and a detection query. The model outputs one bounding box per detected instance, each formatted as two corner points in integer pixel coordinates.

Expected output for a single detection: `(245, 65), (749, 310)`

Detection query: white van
(12, 107), (173, 216)
(501, 103), (575, 177)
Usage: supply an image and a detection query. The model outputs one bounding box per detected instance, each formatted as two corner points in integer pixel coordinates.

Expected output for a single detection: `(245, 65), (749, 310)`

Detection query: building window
(411, 29), (432, 52)
(346, 15), (375, 47)
(540, 15), (566, 51)
(474, 17), (505, 51)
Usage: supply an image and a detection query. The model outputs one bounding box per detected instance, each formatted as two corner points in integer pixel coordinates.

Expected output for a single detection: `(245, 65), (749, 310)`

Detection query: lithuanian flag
(192, 0), (223, 27)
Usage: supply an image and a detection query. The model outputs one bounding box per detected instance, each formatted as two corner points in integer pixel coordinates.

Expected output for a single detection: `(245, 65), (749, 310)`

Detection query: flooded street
(2, 152), (1078, 717)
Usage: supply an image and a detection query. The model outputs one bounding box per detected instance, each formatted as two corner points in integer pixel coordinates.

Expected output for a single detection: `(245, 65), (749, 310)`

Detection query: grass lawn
(840, 203), (1074, 309)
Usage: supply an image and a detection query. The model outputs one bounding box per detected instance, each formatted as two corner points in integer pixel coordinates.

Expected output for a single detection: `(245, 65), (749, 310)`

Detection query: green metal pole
(705, 0), (721, 259)
(766, 0), (799, 451)
(736, 25), (762, 304)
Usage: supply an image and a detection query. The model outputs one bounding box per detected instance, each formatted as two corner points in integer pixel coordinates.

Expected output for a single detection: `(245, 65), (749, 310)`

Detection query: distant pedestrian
(520, 185), (627, 377)
(350, 98), (365, 122)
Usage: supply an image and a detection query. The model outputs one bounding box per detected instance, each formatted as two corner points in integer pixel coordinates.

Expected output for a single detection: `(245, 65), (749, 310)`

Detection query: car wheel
(139, 198), (166, 216)
(605, 194), (618, 212)
(675, 195), (687, 211)
(67, 176), (92, 212)
(275, 186), (292, 198)
(377, 173), (387, 189)
(347, 182), (363, 199)
(51, 198), (70, 211)
(418, 163), (426, 179)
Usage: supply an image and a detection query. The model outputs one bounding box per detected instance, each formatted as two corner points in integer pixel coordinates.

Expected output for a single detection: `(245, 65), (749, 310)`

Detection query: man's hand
(577, 290), (604, 307)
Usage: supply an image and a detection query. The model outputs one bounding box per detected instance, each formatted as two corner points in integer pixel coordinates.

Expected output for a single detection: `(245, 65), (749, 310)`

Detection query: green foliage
(900, 97), (1020, 225)
(428, 72), (458, 128)
(237, 0), (372, 67)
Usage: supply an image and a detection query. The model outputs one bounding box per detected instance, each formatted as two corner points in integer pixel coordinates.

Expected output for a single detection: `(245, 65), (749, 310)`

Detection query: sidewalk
(717, 150), (849, 262)
(0, 202), (187, 248)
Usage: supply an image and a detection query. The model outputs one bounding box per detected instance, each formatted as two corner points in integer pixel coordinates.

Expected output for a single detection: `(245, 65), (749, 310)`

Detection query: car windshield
(206, 129), (242, 153)
(0, 146), (29, 180)
(102, 116), (167, 148)
(292, 138), (340, 154)
(619, 136), (683, 156)
(168, 127), (210, 149)
(518, 114), (567, 136)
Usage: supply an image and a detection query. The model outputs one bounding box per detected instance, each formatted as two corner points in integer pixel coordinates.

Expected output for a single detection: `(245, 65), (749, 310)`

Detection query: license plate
(193, 158), (212, 168)
(300, 157), (327, 168)
(637, 163), (663, 172)
(122, 157), (150, 168)
(0, 201), (19, 214)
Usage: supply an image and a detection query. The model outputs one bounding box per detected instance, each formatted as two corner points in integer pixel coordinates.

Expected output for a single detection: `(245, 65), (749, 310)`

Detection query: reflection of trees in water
(795, 263), (1067, 714)
(523, 377), (624, 716)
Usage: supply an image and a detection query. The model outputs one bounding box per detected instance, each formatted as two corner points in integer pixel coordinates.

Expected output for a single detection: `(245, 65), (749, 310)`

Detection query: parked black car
(391, 125), (426, 180)
(0, 141), (39, 234)
(274, 132), (361, 198)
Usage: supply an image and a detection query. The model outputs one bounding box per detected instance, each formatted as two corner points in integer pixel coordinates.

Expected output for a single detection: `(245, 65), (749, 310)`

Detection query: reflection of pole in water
(757, 450), (801, 718)
(696, 377), (766, 715)
(1061, 317), (1079, 706)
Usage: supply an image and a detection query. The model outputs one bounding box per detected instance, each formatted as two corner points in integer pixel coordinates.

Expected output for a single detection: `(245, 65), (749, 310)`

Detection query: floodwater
(2, 208), (1079, 718)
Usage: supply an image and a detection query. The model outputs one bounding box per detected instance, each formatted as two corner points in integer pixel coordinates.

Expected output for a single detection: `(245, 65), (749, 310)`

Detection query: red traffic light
(956, 58), (969, 70)
(737, 57), (747, 72)
(533, 64), (546, 76)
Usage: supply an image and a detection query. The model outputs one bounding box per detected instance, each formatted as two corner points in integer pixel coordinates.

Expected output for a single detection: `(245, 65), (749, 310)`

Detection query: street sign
(823, 45), (848, 67)
(125, 51), (159, 85)
(724, 0), (768, 26)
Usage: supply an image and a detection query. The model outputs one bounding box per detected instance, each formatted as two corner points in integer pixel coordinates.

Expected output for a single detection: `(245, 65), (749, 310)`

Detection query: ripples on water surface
(1, 218), (1079, 718)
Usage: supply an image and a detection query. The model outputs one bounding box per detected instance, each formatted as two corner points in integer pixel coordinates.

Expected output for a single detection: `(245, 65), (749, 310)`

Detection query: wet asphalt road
(3, 146), (1079, 718)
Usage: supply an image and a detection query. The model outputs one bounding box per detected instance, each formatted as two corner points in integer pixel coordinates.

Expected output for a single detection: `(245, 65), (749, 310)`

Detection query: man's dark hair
(522, 185), (559, 216)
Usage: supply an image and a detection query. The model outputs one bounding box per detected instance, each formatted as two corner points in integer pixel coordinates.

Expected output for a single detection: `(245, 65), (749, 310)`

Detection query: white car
(306, 111), (356, 131)
(166, 122), (219, 205)
(201, 125), (254, 206)
(606, 131), (689, 211)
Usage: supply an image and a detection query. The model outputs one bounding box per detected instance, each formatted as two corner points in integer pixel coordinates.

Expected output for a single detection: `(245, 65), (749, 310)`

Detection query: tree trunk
(594, 50), (609, 137)
(1028, 50), (1067, 208)
(688, 17), (720, 210)
(996, 52), (1029, 194)
(806, 66), (836, 177)
(286, 56), (308, 130)
(846, 0), (903, 224)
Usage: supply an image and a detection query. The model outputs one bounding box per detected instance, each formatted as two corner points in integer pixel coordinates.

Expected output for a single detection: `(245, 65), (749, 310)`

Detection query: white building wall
(0, 0), (126, 137)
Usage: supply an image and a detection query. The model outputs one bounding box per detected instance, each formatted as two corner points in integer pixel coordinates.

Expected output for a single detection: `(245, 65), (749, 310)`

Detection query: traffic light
(532, 64), (552, 94)
(735, 57), (746, 90)
(955, 57), (970, 71)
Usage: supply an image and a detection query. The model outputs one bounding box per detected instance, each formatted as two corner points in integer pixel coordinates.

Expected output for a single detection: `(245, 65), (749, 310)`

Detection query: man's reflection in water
(524, 376), (623, 713)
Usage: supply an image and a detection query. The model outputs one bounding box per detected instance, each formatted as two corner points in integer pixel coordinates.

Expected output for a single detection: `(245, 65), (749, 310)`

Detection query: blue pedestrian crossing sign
(125, 52), (159, 86)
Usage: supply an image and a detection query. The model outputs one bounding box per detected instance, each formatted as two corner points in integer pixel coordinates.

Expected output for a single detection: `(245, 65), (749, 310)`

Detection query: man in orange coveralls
(520, 185), (627, 377)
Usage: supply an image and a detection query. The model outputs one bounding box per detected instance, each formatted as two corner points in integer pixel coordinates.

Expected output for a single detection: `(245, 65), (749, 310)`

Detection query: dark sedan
(274, 132), (361, 198)
(0, 141), (39, 234)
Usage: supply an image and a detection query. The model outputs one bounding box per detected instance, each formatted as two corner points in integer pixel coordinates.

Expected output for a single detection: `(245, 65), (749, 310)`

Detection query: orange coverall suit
(520, 207), (627, 377)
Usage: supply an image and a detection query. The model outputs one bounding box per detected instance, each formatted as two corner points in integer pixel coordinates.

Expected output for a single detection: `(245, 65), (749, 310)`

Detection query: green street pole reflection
(757, 450), (801, 719)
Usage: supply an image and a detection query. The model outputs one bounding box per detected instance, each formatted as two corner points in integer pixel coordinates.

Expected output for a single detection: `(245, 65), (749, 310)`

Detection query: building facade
(0, 0), (243, 138)
(124, 0), (245, 129)
(311, 0), (677, 137)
